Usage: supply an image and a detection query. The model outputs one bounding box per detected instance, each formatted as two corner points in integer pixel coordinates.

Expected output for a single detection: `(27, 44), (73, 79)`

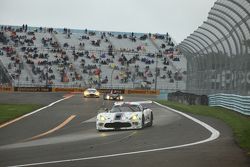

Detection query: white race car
(96, 102), (153, 131)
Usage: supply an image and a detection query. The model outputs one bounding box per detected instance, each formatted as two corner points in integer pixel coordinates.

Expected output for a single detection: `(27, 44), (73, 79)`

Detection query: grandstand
(0, 25), (186, 90)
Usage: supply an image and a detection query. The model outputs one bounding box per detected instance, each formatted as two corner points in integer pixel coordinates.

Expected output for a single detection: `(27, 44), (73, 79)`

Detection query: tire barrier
(168, 91), (208, 105)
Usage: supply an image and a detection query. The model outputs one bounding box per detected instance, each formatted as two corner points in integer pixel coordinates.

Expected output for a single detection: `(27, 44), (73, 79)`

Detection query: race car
(103, 90), (124, 101)
(83, 88), (100, 98)
(96, 102), (153, 131)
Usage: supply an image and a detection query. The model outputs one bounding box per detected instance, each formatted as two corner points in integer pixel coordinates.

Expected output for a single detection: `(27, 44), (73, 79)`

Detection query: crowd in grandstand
(0, 25), (186, 89)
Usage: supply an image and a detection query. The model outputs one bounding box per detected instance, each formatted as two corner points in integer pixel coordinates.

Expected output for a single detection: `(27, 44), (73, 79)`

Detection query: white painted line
(154, 101), (220, 140)
(8, 101), (220, 167)
(0, 95), (74, 129)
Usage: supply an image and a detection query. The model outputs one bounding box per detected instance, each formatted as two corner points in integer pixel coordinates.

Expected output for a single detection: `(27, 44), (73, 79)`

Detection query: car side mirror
(143, 107), (148, 110)
(104, 108), (109, 112)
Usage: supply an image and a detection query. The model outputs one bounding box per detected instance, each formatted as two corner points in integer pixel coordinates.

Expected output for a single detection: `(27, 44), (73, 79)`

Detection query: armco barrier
(0, 86), (13, 92)
(209, 94), (250, 116)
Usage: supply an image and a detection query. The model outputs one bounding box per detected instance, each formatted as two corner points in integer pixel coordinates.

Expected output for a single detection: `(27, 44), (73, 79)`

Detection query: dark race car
(103, 90), (124, 101)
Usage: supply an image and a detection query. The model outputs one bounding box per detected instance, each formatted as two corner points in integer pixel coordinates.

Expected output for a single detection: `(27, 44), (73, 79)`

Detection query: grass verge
(156, 100), (250, 156)
(0, 104), (42, 124)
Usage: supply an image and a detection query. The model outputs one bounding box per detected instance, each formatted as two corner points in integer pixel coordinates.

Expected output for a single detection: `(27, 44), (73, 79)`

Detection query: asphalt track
(0, 93), (249, 167)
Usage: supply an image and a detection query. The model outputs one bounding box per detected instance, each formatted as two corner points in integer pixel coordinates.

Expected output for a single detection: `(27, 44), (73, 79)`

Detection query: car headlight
(130, 114), (139, 121)
(84, 91), (89, 96)
(98, 115), (106, 121)
(106, 95), (110, 99)
(95, 91), (100, 96)
(120, 96), (123, 99)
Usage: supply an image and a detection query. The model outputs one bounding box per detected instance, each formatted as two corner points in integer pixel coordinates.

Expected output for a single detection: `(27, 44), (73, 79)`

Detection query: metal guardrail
(208, 93), (250, 116)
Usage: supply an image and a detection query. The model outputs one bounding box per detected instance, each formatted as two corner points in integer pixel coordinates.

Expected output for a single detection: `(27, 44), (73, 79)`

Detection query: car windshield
(88, 89), (96, 93)
(110, 104), (141, 113)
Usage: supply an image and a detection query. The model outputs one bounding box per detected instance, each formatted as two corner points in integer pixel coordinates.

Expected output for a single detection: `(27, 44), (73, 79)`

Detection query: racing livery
(96, 102), (153, 131)
(83, 88), (100, 98)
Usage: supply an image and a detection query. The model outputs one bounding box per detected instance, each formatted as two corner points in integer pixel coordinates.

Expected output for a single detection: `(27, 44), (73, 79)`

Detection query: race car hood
(97, 112), (142, 121)
(88, 91), (97, 94)
(107, 94), (120, 97)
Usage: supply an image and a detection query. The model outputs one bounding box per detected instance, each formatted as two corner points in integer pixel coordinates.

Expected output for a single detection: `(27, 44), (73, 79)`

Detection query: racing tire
(97, 128), (105, 132)
(148, 112), (153, 127)
(141, 115), (145, 129)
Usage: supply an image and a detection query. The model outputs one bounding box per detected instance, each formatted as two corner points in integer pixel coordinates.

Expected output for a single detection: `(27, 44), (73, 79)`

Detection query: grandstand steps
(18, 52), (36, 83)
(51, 32), (87, 86)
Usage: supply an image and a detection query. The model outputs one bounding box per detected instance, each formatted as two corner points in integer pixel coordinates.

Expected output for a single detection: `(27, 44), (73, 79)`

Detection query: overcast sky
(0, 0), (217, 43)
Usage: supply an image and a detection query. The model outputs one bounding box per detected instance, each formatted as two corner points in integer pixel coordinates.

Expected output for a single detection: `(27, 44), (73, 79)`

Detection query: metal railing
(178, 0), (250, 96)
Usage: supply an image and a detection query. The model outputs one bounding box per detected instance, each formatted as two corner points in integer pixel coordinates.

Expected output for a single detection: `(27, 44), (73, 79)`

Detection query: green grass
(0, 104), (42, 124)
(156, 100), (250, 155)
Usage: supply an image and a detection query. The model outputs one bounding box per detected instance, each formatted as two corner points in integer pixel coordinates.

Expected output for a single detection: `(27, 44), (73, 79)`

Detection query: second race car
(103, 90), (123, 101)
(83, 88), (100, 98)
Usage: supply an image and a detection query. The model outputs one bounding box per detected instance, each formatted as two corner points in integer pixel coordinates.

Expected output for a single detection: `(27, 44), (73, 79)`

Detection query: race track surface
(0, 93), (249, 167)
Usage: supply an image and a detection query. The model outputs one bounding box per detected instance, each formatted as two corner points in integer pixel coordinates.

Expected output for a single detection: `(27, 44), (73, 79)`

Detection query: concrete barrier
(52, 87), (85, 92)
(209, 93), (250, 116)
(14, 87), (52, 92)
(125, 89), (160, 95)
(10, 86), (159, 95)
